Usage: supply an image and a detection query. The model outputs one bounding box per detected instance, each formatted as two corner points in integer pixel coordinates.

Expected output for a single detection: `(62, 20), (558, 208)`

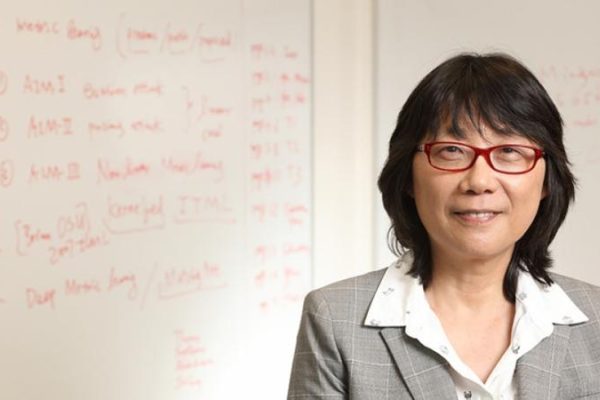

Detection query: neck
(425, 248), (514, 314)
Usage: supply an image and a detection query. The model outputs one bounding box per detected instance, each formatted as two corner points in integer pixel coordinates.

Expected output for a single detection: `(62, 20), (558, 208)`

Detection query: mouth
(452, 210), (502, 224)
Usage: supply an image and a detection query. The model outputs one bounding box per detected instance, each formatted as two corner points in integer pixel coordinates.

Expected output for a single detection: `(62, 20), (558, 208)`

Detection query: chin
(447, 237), (515, 262)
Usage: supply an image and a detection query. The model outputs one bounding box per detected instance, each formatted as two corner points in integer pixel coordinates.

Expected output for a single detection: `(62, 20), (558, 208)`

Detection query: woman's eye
(433, 145), (467, 160)
(442, 145), (462, 153)
(499, 146), (525, 157)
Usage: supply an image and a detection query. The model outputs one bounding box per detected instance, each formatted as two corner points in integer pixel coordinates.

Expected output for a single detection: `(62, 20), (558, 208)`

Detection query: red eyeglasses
(416, 141), (545, 174)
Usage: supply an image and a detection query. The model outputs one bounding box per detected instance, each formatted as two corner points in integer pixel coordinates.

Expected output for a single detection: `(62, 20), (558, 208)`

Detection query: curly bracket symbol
(0, 159), (14, 187)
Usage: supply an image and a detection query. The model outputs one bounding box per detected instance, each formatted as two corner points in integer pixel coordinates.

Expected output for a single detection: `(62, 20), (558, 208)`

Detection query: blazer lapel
(515, 325), (571, 400)
(380, 327), (456, 400)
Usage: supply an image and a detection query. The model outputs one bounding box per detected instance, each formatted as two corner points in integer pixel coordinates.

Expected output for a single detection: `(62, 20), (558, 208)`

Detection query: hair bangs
(428, 73), (531, 143)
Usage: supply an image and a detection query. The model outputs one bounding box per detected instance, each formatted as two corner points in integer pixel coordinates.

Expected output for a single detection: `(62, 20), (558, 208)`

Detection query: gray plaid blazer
(287, 269), (600, 399)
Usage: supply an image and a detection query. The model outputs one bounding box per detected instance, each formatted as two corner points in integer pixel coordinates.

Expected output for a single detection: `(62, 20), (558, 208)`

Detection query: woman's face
(411, 123), (546, 264)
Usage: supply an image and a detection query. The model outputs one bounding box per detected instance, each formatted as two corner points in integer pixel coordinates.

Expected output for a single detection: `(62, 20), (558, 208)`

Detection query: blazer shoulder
(551, 272), (600, 321)
(302, 268), (387, 322)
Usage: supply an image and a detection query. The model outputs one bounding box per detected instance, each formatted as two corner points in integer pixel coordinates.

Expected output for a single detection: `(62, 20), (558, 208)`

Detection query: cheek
(521, 190), (544, 221)
(412, 174), (452, 230)
(506, 175), (546, 231)
(509, 195), (543, 244)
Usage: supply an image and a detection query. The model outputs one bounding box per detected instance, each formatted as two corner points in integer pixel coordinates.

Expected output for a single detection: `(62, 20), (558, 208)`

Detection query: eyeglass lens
(428, 143), (538, 173)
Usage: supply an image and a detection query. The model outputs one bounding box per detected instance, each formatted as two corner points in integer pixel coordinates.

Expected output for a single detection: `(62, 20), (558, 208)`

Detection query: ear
(541, 185), (548, 199)
(406, 185), (414, 198)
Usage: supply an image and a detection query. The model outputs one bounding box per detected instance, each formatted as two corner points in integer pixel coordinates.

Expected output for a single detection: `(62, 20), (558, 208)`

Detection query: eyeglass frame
(415, 141), (546, 175)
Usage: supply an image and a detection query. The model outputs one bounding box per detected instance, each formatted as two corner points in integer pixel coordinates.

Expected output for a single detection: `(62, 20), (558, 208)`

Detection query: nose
(458, 154), (500, 194)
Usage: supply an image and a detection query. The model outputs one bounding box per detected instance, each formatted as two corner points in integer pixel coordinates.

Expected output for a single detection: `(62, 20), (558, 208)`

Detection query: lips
(452, 209), (502, 224)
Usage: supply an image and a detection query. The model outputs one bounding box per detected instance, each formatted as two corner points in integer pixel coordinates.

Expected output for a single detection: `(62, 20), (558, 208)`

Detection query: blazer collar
(380, 327), (457, 400)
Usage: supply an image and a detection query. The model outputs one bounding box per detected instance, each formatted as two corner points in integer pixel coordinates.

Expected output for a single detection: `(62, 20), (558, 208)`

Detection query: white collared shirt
(364, 252), (588, 400)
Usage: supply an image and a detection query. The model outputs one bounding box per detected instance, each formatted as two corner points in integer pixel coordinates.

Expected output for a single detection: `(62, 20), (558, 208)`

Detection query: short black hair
(377, 52), (576, 302)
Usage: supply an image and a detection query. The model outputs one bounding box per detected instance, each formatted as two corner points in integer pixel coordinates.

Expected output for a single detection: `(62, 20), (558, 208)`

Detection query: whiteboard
(0, 0), (312, 399)
(375, 0), (600, 284)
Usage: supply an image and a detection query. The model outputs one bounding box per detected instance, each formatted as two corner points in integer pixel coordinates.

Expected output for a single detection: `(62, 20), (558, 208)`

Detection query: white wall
(312, 0), (376, 287)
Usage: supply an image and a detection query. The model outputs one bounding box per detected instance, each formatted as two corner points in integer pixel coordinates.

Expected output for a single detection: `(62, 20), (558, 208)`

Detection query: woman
(287, 53), (600, 399)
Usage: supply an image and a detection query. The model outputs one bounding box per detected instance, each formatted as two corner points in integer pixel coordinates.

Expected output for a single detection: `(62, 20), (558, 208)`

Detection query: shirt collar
(516, 267), (588, 327)
(364, 252), (588, 328)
